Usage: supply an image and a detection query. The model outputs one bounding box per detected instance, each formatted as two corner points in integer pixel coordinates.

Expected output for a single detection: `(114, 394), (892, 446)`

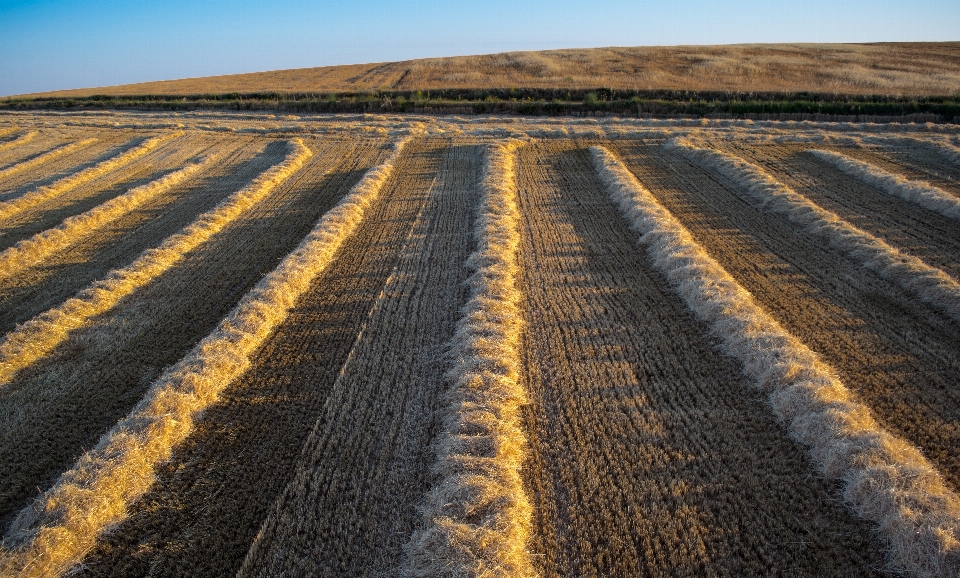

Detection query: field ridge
(0, 112), (957, 577)
(405, 140), (533, 578)
(0, 152), (219, 280)
(0, 132), (37, 153)
(238, 138), (475, 577)
(927, 139), (960, 167)
(809, 148), (960, 220)
(0, 139), (98, 183)
(18, 43), (960, 98)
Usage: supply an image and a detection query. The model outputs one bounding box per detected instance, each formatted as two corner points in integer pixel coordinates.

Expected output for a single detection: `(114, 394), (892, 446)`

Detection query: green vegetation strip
(3, 89), (958, 121)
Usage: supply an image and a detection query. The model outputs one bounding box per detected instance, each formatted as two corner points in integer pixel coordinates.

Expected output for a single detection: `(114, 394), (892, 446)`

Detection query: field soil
(0, 134), (260, 332)
(0, 134), (123, 201)
(515, 141), (886, 576)
(0, 135), (175, 240)
(719, 141), (960, 279)
(831, 144), (960, 199)
(0, 135), (386, 530)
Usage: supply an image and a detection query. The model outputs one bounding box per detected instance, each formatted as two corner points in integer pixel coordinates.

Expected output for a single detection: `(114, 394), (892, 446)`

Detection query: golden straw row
(0, 131), (37, 154)
(0, 139), (310, 386)
(809, 148), (960, 221)
(405, 141), (534, 578)
(666, 136), (960, 325)
(0, 153), (219, 280)
(0, 131), (182, 222)
(0, 136), (409, 578)
(0, 139), (98, 183)
(592, 145), (960, 578)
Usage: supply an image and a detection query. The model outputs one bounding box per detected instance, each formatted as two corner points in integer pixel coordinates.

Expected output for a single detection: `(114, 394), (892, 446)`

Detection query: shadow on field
(630, 141), (960, 493)
(784, 148), (960, 281)
(0, 141), (287, 333)
(0, 168), (173, 252)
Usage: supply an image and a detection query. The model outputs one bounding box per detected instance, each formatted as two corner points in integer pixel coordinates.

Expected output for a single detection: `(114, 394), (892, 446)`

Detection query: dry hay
(615, 137), (960, 503)
(0, 112), (957, 577)
(0, 138), (310, 386)
(697, 137), (960, 284)
(403, 141), (533, 578)
(0, 139), (97, 183)
(0, 153), (219, 280)
(514, 141), (885, 576)
(236, 139), (477, 577)
(29, 43), (960, 97)
(0, 132), (37, 154)
(0, 136), (390, 577)
(920, 138), (960, 168)
(0, 136), (273, 335)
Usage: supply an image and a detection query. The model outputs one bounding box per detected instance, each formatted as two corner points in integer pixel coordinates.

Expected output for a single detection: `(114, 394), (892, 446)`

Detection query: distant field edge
(2, 89), (959, 123)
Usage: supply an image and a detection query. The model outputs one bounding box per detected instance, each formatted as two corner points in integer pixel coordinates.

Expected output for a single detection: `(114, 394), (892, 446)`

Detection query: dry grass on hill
(24, 42), (960, 98)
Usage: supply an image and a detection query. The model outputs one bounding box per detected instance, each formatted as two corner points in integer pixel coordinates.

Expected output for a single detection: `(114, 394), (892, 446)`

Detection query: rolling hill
(22, 42), (960, 98)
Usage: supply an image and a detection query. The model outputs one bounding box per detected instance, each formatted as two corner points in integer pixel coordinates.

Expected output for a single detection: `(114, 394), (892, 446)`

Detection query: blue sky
(1, 0), (958, 96)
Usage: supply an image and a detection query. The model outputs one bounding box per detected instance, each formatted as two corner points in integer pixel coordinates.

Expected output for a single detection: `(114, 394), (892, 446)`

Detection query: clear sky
(1, 0), (958, 96)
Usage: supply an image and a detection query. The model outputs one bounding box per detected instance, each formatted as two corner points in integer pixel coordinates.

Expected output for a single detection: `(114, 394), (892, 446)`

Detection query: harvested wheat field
(0, 110), (958, 577)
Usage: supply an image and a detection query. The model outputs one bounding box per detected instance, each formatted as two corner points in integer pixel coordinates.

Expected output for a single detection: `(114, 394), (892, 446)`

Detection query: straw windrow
(405, 141), (534, 578)
(0, 139), (98, 183)
(0, 152), (219, 279)
(0, 132), (182, 222)
(809, 148), (960, 221)
(920, 138), (960, 168)
(0, 131), (37, 154)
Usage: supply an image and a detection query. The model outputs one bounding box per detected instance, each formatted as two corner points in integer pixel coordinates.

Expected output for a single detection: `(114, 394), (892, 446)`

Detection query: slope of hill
(22, 42), (960, 98)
